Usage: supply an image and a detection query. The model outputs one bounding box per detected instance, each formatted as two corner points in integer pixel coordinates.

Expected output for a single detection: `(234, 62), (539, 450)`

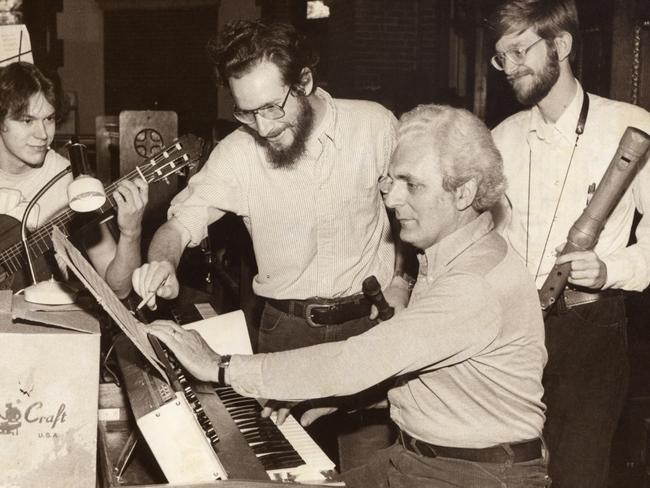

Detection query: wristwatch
(217, 354), (231, 385)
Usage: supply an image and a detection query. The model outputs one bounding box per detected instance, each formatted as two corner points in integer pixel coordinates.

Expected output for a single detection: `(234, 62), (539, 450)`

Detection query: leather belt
(398, 430), (543, 463)
(267, 294), (371, 327)
(551, 288), (622, 314)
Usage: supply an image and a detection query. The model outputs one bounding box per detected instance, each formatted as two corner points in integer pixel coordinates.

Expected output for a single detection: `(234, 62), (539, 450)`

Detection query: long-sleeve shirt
(229, 212), (547, 448)
(492, 82), (650, 290)
(168, 88), (398, 300)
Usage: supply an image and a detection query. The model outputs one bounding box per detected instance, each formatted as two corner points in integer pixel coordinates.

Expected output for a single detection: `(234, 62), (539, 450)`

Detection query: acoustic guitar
(0, 134), (205, 292)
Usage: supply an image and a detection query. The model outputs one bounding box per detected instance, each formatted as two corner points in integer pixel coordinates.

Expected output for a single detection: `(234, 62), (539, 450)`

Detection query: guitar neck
(0, 134), (202, 279)
(10, 166), (145, 261)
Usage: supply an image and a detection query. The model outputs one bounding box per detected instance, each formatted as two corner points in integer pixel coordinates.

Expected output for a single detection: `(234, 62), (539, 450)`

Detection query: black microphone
(362, 275), (394, 321)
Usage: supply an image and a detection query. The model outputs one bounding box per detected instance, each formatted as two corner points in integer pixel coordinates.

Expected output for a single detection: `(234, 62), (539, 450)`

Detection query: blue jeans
(343, 443), (550, 488)
(258, 302), (396, 472)
(542, 293), (629, 488)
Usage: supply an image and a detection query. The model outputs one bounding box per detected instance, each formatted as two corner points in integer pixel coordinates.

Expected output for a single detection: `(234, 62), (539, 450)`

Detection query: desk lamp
(22, 139), (106, 304)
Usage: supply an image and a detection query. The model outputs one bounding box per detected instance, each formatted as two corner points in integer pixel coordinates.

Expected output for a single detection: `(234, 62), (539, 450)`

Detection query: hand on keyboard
(261, 399), (297, 425)
(299, 406), (339, 427)
(148, 320), (221, 382)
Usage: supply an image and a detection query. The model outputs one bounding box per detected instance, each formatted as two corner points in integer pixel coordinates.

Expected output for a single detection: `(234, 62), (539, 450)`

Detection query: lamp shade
(67, 175), (106, 213)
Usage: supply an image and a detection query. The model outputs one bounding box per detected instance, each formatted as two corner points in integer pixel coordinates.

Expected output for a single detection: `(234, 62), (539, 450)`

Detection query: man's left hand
(148, 320), (220, 382)
(114, 179), (148, 239)
(554, 246), (607, 289)
(261, 400), (297, 425)
(299, 406), (339, 427)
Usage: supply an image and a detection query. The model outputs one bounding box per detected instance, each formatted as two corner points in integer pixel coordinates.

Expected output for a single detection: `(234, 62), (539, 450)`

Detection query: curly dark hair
(0, 62), (57, 124)
(206, 20), (319, 92)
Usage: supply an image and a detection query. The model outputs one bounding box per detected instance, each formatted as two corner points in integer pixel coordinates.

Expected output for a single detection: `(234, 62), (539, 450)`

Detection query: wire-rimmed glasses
(490, 37), (545, 71)
(233, 87), (292, 124)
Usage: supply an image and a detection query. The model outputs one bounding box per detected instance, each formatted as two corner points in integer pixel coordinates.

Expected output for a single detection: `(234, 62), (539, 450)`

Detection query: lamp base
(24, 278), (77, 305)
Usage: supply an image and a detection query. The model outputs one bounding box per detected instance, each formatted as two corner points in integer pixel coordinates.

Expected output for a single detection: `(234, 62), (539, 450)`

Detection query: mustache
(507, 68), (534, 82)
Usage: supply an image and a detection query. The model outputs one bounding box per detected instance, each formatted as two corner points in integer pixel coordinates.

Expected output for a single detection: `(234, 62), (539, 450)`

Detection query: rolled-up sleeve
(168, 134), (251, 247)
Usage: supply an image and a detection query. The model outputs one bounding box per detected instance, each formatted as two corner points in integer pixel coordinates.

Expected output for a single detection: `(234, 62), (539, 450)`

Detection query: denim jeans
(542, 293), (629, 488)
(258, 301), (396, 472)
(343, 443), (551, 488)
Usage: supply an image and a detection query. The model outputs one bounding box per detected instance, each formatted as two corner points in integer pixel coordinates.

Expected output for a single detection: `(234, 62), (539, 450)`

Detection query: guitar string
(0, 143), (194, 269)
(2, 135), (196, 260)
(0, 153), (178, 260)
(0, 161), (165, 267)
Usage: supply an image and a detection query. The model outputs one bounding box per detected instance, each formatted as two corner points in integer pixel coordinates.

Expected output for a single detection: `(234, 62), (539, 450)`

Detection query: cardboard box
(0, 292), (100, 488)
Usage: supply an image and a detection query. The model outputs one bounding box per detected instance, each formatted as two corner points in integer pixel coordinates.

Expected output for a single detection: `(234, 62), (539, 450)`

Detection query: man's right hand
(132, 260), (180, 309)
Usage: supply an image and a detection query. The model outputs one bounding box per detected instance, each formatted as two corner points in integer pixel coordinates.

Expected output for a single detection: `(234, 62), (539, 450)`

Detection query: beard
(509, 46), (560, 106)
(252, 96), (314, 169)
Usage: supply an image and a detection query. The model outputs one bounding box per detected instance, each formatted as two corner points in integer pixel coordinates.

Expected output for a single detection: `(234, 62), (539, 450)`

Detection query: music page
(51, 226), (167, 380)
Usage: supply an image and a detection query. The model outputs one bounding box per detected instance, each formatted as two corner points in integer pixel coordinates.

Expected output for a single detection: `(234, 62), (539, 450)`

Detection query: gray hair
(398, 104), (506, 212)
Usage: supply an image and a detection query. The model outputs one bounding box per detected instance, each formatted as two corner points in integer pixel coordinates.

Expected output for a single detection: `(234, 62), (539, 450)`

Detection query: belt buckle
(305, 303), (333, 327)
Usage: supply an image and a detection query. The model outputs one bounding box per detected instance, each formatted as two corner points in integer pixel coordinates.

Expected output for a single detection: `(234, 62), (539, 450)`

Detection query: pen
(135, 278), (167, 311)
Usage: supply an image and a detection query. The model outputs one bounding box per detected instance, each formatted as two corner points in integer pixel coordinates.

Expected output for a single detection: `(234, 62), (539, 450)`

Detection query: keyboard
(114, 334), (228, 483)
(164, 301), (339, 483)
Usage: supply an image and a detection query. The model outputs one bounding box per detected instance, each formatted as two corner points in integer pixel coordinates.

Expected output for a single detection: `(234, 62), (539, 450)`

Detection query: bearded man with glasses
(488, 1), (650, 487)
(131, 20), (411, 472)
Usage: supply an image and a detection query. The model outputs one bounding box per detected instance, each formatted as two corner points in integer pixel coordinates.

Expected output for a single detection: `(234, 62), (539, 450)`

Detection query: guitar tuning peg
(163, 177), (170, 185)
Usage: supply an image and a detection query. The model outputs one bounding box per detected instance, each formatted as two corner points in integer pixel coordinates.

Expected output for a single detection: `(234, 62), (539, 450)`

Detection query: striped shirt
(168, 88), (398, 299)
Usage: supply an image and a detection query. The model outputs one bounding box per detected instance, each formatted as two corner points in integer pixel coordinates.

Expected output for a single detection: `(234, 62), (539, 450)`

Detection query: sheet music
(0, 24), (33, 66)
(183, 310), (253, 355)
(51, 226), (167, 380)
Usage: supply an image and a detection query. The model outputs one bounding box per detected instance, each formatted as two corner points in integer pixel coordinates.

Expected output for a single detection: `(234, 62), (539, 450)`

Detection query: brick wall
(255, 0), (453, 115)
(327, 0), (450, 115)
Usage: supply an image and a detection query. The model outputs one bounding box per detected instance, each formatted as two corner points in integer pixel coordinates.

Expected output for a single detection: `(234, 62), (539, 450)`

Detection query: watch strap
(218, 354), (231, 385)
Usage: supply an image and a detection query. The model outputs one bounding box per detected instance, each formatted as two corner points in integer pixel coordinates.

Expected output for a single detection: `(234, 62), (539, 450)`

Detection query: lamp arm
(20, 166), (72, 284)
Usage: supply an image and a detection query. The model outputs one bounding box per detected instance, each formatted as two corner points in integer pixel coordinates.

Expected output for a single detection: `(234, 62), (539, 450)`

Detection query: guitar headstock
(135, 134), (207, 184)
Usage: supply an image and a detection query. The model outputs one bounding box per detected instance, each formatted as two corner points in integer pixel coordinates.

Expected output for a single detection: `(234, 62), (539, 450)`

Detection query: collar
(311, 87), (342, 150)
(418, 212), (495, 283)
(529, 81), (584, 144)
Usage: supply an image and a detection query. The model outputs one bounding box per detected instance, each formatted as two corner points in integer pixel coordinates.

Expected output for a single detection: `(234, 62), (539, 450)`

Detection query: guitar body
(0, 214), (63, 292)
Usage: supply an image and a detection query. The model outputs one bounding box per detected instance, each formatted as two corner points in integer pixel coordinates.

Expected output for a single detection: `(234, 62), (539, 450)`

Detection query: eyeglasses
(232, 87), (292, 124)
(490, 37), (545, 71)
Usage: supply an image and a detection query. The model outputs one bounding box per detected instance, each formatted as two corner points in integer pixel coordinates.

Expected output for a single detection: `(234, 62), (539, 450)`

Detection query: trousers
(542, 292), (629, 488)
(343, 442), (550, 488)
(257, 301), (396, 472)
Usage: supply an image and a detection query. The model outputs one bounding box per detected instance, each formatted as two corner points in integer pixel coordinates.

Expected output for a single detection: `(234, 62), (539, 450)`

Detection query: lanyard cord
(527, 135), (580, 280)
(526, 91), (589, 280)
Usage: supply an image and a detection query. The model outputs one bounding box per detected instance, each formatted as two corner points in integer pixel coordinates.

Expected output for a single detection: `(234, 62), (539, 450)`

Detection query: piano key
(172, 303), (338, 483)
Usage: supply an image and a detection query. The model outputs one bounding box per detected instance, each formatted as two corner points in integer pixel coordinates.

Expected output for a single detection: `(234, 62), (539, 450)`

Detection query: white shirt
(492, 82), (650, 290)
(0, 150), (71, 231)
(168, 89), (398, 299)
